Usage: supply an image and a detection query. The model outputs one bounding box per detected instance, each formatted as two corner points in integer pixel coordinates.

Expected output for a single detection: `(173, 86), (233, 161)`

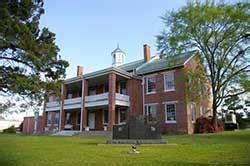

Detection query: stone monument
(107, 115), (167, 144)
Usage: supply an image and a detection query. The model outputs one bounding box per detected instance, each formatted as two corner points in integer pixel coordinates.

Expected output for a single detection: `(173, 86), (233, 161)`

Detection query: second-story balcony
(46, 101), (60, 112)
(85, 93), (130, 107)
(63, 97), (82, 110)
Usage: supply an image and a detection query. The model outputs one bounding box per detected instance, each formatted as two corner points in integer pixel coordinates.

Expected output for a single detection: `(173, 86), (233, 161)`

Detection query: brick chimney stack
(76, 65), (84, 76)
(144, 44), (151, 62)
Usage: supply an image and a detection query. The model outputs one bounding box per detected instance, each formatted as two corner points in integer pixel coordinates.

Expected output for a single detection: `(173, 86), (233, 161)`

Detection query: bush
(195, 117), (224, 134)
(3, 125), (17, 133)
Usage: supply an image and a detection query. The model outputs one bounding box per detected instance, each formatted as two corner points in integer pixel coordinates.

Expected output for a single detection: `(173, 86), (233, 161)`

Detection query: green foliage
(181, 56), (210, 103)
(0, 0), (69, 108)
(223, 95), (244, 113)
(3, 125), (16, 133)
(156, 0), (250, 124)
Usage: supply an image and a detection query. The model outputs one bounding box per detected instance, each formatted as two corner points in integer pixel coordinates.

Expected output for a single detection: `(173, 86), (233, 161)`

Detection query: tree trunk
(212, 99), (218, 127)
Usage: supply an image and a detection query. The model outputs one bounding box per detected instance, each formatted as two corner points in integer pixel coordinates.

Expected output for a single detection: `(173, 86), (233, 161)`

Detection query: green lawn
(0, 131), (250, 166)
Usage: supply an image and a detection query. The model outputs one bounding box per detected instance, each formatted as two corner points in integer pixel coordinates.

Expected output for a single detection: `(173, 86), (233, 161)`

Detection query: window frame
(76, 111), (81, 125)
(163, 70), (175, 92)
(191, 103), (196, 123)
(102, 109), (109, 125)
(47, 112), (52, 126)
(200, 106), (205, 117)
(55, 112), (60, 126)
(164, 101), (177, 124)
(145, 103), (158, 122)
(118, 108), (127, 124)
(146, 75), (156, 94)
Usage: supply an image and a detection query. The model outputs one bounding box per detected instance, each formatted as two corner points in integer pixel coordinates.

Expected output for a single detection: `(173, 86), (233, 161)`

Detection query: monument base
(106, 139), (167, 144)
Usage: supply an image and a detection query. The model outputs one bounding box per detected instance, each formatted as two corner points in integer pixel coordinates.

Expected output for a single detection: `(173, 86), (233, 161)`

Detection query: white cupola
(111, 44), (125, 67)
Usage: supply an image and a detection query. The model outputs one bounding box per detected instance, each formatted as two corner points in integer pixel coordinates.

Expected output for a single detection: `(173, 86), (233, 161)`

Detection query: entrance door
(88, 113), (95, 129)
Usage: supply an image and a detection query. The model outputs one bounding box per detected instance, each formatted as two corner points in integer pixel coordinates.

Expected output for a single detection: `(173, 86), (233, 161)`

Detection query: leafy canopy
(157, 0), (250, 123)
(0, 0), (69, 108)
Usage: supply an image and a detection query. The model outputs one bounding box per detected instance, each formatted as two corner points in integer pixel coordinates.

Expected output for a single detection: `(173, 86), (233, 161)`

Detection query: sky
(39, 0), (237, 78)
(2, 0), (239, 121)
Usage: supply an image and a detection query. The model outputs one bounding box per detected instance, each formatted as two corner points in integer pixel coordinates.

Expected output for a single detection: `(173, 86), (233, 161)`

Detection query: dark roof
(118, 59), (145, 72)
(135, 51), (196, 75)
(64, 51), (196, 83)
(111, 47), (125, 54)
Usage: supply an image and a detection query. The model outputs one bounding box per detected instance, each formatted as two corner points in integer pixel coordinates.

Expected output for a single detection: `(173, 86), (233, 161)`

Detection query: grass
(0, 131), (250, 166)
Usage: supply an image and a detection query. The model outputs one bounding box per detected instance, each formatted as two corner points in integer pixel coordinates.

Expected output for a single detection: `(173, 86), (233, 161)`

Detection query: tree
(222, 95), (244, 114)
(0, 0), (69, 109)
(156, 1), (250, 126)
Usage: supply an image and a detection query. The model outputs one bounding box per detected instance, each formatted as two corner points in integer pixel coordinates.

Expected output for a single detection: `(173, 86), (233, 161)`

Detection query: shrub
(3, 125), (16, 133)
(195, 117), (224, 133)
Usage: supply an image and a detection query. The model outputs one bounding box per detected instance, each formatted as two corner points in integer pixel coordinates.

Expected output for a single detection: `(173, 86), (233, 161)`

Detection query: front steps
(53, 130), (111, 136)
(52, 130), (81, 136)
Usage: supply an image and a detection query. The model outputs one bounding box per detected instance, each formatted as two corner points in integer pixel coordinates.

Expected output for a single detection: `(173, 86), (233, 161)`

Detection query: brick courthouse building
(23, 44), (211, 134)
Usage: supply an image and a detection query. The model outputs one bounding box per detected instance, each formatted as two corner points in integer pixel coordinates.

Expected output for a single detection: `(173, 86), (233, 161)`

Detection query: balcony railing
(85, 93), (109, 107)
(115, 93), (130, 106)
(46, 101), (60, 112)
(84, 92), (130, 107)
(63, 97), (82, 110)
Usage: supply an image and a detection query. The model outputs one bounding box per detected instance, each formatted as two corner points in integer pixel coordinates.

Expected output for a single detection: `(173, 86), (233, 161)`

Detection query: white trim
(162, 100), (178, 105)
(144, 103), (158, 106)
(118, 108), (127, 125)
(164, 102), (177, 124)
(165, 121), (176, 124)
(183, 53), (196, 65)
(191, 103), (196, 123)
(163, 70), (175, 92)
(146, 75), (156, 95)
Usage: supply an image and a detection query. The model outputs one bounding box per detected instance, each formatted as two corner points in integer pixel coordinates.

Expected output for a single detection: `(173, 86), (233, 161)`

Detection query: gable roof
(135, 51), (197, 75)
(118, 59), (145, 72)
(64, 51), (197, 84)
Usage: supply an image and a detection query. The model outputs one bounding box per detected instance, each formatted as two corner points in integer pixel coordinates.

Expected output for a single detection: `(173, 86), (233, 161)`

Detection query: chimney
(76, 65), (84, 76)
(144, 44), (151, 62)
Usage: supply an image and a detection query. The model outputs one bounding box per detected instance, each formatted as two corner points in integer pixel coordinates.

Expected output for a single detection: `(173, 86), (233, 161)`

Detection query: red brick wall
(184, 55), (212, 134)
(22, 116), (43, 134)
(127, 78), (143, 116)
(95, 110), (103, 130)
(108, 73), (116, 131)
(144, 67), (188, 134)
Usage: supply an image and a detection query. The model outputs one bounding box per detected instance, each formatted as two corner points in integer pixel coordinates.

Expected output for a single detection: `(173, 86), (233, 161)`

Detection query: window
(145, 104), (157, 122)
(165, 103), (176, 123)
(200, 106), (205, 116)
(146, 76), (156, 94)
(65, 112), (72, 124)
(164, 71), (175, 91)
(55, 112), (60, 126)
(191, 103), (196, 123)
(67, 93), (72, 99)
(103, 84), (109, 93)
(77, 111), (81, 125)
(47, 112), (52, 126)
(118, 108), (127, 124)
(103, 110), (109, 124)
(119, 82), (127, 95)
